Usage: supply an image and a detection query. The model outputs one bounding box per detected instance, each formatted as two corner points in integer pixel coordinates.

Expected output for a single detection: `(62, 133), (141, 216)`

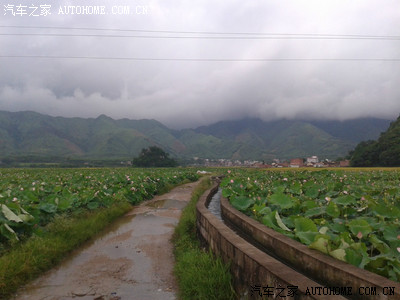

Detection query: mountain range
(0, 110), (393, 162)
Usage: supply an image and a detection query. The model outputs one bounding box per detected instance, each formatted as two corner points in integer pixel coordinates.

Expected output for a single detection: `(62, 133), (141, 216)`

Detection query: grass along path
(173, 177), (236, 300)
(0, 202), (132, 299)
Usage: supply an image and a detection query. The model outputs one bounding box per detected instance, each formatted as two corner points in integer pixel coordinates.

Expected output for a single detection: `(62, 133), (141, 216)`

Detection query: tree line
(132, 146), (178, 167)
(350, 115), (400, 167)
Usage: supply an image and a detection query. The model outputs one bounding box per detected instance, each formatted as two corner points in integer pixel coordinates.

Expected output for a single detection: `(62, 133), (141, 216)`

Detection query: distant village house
(307, 156), (319, 164)
(290, 158), (304, 168)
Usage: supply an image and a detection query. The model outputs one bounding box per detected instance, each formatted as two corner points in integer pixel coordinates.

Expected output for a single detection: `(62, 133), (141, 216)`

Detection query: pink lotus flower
(230, 179), (234, 183)
(357, 232), (363, 239)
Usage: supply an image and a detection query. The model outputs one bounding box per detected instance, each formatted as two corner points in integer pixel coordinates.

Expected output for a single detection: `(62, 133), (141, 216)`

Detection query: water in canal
(207, 188), (222, 220)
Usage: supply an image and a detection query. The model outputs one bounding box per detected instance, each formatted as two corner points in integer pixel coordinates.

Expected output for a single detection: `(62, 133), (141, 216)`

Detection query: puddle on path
(145, 199), (186, 210)
(13, 181), (200, 300)
(146, 199), (167, 208)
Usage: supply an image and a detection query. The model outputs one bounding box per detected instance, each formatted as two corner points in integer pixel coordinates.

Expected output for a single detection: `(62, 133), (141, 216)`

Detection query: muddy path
(13, 181), (200, 300)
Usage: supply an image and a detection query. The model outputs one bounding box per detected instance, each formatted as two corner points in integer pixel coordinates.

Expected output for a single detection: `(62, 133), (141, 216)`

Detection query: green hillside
(266, 122), (352, 159)
(193, 118), (390, 160)
(351, 115), (400, 166)
(0, 110), (392, 163)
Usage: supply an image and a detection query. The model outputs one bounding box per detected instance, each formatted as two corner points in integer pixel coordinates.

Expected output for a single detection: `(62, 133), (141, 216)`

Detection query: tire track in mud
(13, 181), (200, 300)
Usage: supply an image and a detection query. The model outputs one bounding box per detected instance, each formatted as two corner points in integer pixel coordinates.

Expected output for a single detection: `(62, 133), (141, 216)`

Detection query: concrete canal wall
(220, 195), (400, 300)
(196, 184), (348, 300)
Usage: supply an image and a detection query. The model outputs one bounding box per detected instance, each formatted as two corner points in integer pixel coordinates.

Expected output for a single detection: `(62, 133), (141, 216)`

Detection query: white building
(307, 156), (319, 164)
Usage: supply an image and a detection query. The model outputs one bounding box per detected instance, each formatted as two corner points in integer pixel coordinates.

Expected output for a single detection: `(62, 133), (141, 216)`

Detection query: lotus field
(220, 169), (400, 282)
(0, 168), (199, 250)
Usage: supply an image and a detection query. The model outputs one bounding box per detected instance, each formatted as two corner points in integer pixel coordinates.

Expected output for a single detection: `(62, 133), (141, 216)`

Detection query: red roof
(290, 158), (303, 166)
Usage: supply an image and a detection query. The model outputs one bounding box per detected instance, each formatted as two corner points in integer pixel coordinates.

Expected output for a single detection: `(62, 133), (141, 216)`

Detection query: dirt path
(13, 181), (200, 300)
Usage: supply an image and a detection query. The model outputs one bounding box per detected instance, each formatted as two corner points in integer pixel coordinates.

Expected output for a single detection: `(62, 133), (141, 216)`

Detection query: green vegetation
(132, 146), (178, 167)
(0, 168), (198, 245)
(351, 115), (400, 167)
(350, 141), (380, 167)
(221, 169), (400, 282)
(173, 177), (236, 300)
(0, 168), (199, 299)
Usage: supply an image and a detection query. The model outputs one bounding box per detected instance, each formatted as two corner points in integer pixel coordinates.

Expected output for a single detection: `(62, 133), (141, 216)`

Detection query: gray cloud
(0, 0), (399, 129)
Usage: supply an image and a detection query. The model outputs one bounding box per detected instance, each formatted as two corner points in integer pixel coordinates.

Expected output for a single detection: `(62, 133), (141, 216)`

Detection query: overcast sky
(1, 0), (399, 129)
